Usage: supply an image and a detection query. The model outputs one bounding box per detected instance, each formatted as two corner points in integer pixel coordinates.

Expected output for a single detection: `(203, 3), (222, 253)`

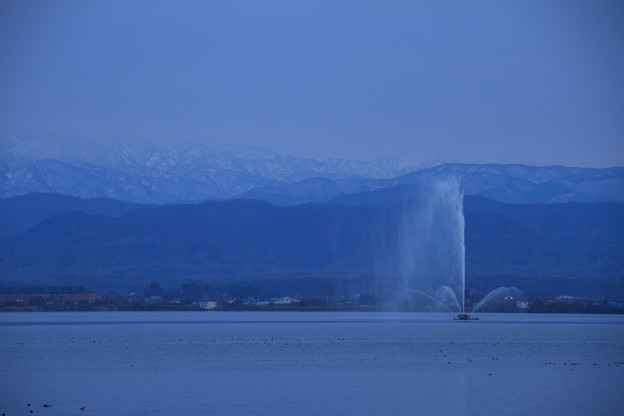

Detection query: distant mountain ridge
(241, 164), (624, 205)
(1, 134), (622, 204)
(1, 135), (421, 202)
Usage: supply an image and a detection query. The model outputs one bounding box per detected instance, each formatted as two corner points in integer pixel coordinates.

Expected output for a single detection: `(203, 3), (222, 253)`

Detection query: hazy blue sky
(1, 0), (622, 166)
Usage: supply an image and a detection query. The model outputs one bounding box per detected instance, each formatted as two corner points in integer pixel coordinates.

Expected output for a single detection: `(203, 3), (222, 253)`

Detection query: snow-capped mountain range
(1, 134), (623, 204)
(0, 134), (424, 202)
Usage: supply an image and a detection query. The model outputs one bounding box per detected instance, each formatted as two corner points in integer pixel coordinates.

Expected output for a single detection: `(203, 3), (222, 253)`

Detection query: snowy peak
(2, 134), (622, 204)
(0, 135), (421, 202)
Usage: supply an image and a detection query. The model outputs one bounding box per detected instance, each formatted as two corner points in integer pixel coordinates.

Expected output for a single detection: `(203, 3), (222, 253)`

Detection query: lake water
(1, 312), (623, 416)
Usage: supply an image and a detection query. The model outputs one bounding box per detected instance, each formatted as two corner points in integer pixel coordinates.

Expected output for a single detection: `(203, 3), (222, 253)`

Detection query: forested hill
(0, 190), (621, 292)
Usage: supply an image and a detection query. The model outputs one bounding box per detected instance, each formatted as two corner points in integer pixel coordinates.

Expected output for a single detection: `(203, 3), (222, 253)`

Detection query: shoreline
(1, 304), (622, 314)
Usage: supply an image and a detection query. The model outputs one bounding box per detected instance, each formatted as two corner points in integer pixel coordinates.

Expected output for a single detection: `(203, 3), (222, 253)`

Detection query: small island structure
(454, 313), (479, 321)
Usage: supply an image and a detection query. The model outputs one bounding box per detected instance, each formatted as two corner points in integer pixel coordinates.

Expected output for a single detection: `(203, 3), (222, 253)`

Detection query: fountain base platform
(454, 313), (479, 321)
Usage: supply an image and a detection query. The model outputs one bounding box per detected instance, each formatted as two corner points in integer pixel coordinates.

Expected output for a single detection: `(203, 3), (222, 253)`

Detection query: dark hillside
(0, 190), (621, 293)
(0, 192), (142, 235)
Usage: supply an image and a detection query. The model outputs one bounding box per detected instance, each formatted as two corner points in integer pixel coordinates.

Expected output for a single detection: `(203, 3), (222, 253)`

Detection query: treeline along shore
(1, 284), (623, 314)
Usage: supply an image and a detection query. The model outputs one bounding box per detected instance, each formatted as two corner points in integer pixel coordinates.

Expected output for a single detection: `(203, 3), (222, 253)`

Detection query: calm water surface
(1, 312), (623, 416)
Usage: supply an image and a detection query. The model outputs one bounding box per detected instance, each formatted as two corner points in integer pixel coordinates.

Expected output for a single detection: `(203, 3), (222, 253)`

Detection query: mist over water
(377, 179), (466, 312)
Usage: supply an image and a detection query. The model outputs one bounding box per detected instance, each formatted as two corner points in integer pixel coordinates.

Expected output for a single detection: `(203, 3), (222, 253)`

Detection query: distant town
(1, 284), (623, 314)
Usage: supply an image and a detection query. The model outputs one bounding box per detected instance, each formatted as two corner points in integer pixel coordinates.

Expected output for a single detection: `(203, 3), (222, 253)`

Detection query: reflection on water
(1, 312), (623, 416)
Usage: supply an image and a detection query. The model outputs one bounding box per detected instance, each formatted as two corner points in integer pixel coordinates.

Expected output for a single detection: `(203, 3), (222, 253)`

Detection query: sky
(1, 0), (623, 167)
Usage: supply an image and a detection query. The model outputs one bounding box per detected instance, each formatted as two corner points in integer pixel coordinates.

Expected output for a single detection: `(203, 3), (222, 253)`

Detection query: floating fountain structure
(380, 178), (519, 319)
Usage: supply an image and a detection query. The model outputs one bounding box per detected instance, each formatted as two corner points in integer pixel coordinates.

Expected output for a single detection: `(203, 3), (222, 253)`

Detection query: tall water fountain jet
(378, 178), (520, 318)
(379, 179), (466, 313)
